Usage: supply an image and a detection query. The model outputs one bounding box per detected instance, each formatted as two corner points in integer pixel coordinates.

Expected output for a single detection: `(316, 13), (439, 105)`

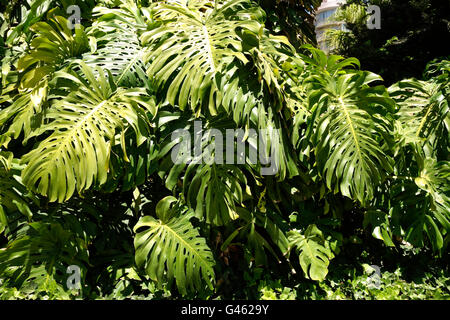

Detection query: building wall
(315, 0), (347, 52)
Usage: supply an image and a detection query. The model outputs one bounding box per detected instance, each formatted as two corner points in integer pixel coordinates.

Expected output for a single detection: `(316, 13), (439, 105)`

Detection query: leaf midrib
(157, 220), (212, 271)
(416, 96), (436, 138)
(50, 99), (109, 159)
(202, 23), (217, 73)
(115, 50), (142, 85)
(338, 97), (362, 162)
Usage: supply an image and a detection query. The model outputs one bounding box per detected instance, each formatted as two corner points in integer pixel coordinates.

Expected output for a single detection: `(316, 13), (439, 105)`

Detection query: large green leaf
(141, 0), (262, 114)
(0, 150), (34, 232)
(234, 207), (290, 265)
(83, 17), (149, 88)
(0, 221), (88, 287)
(288, 224), (334, 281)
(390, 78), (449, 157)
(397, 157), (449, 251)
(306, 69), (394, 205)
(17, 16), (88, 90)
(0, 16), (89, 139)
(133, 196), (215, 295)
(155, 113), (251, 225)
(185, 164), (247, 226)
(21, 61), (155, 202)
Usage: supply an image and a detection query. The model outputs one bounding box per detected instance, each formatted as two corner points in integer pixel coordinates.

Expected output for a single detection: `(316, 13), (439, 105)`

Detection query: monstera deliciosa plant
(0, 0), (448, 298)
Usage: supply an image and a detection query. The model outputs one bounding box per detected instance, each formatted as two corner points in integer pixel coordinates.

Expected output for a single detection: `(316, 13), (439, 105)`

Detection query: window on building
(316, 9), (336, 25)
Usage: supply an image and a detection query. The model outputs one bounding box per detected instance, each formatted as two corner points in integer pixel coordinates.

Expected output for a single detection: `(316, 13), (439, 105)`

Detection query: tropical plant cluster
(0, 0), (448, 299)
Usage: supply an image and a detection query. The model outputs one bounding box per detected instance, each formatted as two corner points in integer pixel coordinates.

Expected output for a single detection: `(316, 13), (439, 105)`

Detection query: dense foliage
(0, 0), (448, 299)
(324, 0), (450, 85)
